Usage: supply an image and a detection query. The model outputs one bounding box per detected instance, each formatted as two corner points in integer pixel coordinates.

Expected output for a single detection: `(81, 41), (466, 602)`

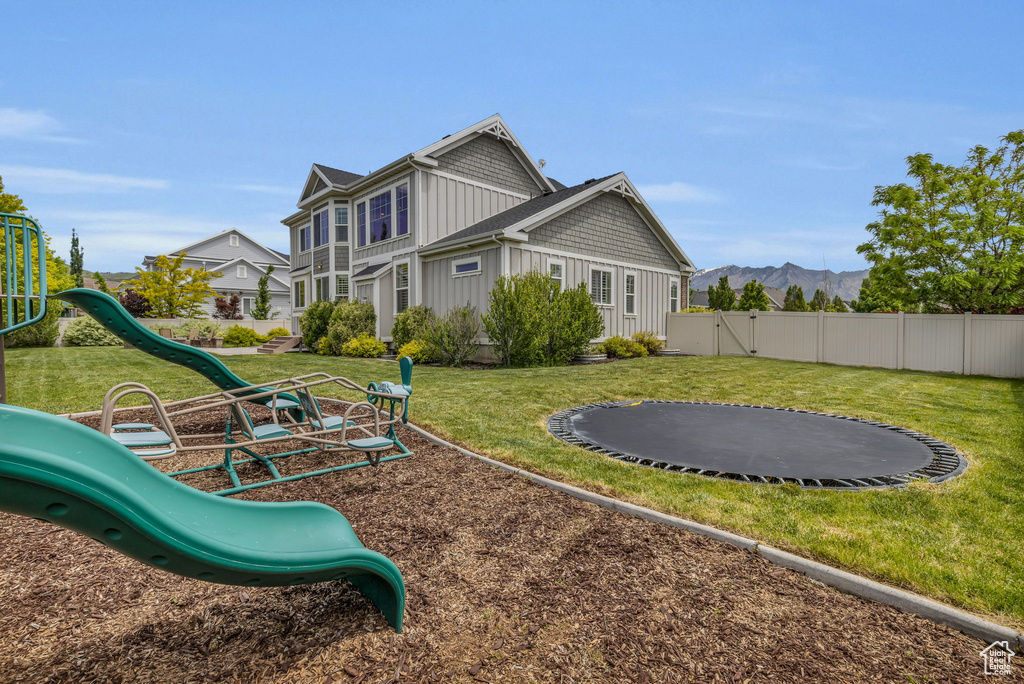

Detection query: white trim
(624, 270), (637, 316)
(452, 256), (482, 277)
(547, 257), (565, 290)
(669, 278), (680, 314)
(241, 296), (254, 315)
(514, 244), (685, 277)
(420, 243), (501, 263)
(334, 273), (350, 300)
(589, 265), (614, 307)
(393, 259), (410, 315)
(427, 169), (532, 201)
(236, 265), (247, 279)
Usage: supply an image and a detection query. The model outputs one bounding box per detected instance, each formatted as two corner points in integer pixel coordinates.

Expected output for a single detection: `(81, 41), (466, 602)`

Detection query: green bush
(299, 300), (335, 350)
(5, 306), (61, 348)
(683, 305), (712, 313)
(340, 333), (387, 358)
(547, 283), (604, 365)
(316, 336), (332, 355)
(223, 325), (266, 347)
(391, 305), (435, 349)
(264, 326), (291, 339)
(631, 330), (665, 355)
(327, 300), (376, 354)
(396, 339), (438, 364)
(601, 335), (648, 359)
(424, 304), (479, 367)
(62, 316), (122, 347)
(173, 320), (221, 338)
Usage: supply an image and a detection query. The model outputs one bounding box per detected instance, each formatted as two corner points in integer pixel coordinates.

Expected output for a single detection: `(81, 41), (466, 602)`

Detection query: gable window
(590, 267), (613, 306)
(394, 262), (409, 313)
(549, 259), (564, 291)
(335, 206), (349, 242)
(452, 257), (481, 276)
(625, 272), (637, 315)
(396, 184), (409, 236)
(313, 206), (329, 247)
(357, 202), (367, 247)
(335, 274), (349, 300)
(229, 234), (239, 247)
(299, 225), (311, 252)
(293, 280), (306, 309)
(237, 265), (247, 279)
(369, 191), (391, 243)
(315, 276), (330, 302)
(669, 279), (680, 313)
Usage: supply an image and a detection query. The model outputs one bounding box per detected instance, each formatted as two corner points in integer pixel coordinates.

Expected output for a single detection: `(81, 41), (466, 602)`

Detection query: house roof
(690, 286), (788, 309)
(313, 164), (363, 187)
(352, 262), (391, 279)
(427, 175), (616, 249)
(547, 177), (568, 191)
(150, 228), (289, 266)
(209, 257), (290, 289)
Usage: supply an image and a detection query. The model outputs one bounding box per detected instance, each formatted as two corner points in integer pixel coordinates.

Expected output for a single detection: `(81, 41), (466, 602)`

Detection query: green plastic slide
(56, 289), (297, 409)
(0, 402), (405, 630)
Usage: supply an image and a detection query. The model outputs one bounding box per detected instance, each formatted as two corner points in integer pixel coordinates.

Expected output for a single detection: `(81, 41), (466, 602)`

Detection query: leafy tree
(736, 280), (771, 311)
(857, 130), (1024, 313)
(118, 289), (153, 317)
(850, 277), (902, 313)
(213, 291), (243, 319)
(707, 275), (736, 311)
(251, 265), (275, 320)
(299, 300), (336, 351)
(69, 228), (84, 288)
(782, 285), (809, 311)
(120, 253), (220, 318)
(809, 288), (830, 311)
(830, 295), (849, 313)
(93, 271), (110, 294)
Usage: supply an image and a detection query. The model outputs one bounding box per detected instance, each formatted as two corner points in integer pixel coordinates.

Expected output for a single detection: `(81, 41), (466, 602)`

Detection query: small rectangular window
(452, 257), (480, 276)
(590, 268), (613, 305)
(237, 265), (247, 279)
(335, 274), (349, 300)
(625, 273), (636, 315)
(549, 260), (564, 291)
(335, 206), (349, 242)
(357, 203), (366, 247)
(299, 225), (311, 252)
(229, 234), (239, 247)
(395, 262), (409, 313)
(396, 184), (409, 236)
(294, 281), (306, 309)
(669, 279), (679, 313)
(242, 297), (254, 315)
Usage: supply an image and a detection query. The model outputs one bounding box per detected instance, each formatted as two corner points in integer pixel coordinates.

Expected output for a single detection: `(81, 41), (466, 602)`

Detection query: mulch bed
(0, 403), (997, 682)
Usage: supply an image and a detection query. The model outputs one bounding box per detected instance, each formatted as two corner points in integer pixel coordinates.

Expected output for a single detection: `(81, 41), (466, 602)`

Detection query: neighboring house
(690, 286), (786, 311)
(83, 276), (120, 291)
(281, 114), (695, 347)
(142, 229), (291, 319)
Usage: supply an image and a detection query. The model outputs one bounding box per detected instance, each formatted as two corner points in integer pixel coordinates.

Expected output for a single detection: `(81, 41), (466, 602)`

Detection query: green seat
(111, 430), (173, 448)
(113, 422), (155, 431)
(311, 416), (356, 431)
(0, 403), (404, 631)
(349, 436), (395, 450)
(234, 407), (293, 441)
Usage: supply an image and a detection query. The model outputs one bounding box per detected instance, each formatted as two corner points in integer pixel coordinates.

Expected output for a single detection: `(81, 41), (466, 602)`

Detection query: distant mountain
(690, 262), (869, 302)
(84, 270), (136, 282)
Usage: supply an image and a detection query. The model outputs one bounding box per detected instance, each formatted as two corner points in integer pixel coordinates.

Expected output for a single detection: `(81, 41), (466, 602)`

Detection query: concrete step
(256, 335), (302, 354)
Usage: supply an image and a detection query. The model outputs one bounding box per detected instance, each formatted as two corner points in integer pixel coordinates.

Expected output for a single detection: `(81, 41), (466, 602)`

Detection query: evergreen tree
(850, 277), (902, 313)
(251, 265), (275, 320)
(830, 295), (849, 313)
(736, 280), (771, 311)
(93, 271), (110, 294)
(69, 228), (84, 288)
(782, 285), (808, 311)
(707, 275), (736, 311)
(809, 288), (830, 311)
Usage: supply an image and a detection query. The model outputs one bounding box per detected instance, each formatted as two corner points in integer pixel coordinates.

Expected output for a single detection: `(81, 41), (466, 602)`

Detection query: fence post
(816, 310), (824, 363)
(750, 309), (758, 356)
(714, 309), (721, 356)
(896, 311), (905, 370)
(962, 312), (973, 376)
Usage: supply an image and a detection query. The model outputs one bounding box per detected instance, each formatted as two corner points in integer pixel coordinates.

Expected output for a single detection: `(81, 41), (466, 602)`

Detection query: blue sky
(2, 1), (1022, 272)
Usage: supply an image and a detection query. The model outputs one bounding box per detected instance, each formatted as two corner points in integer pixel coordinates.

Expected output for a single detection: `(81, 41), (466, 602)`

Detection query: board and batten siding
(507, 246), (676, 339)
(420, 172), (527, 246)
(356, 282), (373, 304)
(377, 269), (395, 341)
(421, 247), (501, 319)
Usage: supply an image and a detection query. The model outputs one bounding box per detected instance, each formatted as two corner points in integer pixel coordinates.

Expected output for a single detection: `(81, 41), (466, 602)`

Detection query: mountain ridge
(691, 262), (868, 301)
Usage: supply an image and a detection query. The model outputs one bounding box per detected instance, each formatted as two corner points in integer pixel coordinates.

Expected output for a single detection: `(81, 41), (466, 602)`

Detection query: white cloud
(2, 166), (167, 193)
(0, 108), (85, 144)
(221, 183), (294, 196)
(636, 181), (722, 203)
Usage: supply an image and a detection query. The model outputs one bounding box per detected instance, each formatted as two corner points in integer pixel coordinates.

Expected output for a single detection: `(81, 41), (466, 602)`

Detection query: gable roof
(209, 257), (290, 289)
(155, 228), (290, 266)
(313, 164), (363, 187)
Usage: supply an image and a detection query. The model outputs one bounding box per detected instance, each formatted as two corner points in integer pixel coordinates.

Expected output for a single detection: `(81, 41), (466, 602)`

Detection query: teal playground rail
(1, 213), (49, 402)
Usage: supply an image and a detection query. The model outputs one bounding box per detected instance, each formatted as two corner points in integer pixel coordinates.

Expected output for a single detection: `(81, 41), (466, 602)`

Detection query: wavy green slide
(0, 403), (405, 630)
(57, 289), (297, 409)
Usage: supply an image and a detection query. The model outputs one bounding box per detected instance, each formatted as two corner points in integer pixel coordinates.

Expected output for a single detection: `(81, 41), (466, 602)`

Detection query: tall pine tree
(69, 228), (84, 288)
(782, 285), (808, 311)
(707, 275), (736, 311)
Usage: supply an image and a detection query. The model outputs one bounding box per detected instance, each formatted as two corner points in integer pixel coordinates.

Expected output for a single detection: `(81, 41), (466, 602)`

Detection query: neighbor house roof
(690, 286), (787, 309)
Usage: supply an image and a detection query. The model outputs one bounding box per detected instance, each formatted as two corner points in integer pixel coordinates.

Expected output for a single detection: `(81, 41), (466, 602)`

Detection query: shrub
(631, 330), (665, 355)
(547, 283), (604, 365)
(424, 304), (479, 367)
(264, 326), (291, 339)
(397, 339), (438, 364)
(118, 288), (152, 318)
(683, 305), (712, 313)
(169, 320), (222, 338)
(63, 316), (122, 347)
(5, 305), (61, 348)
(327, 300), (376, 354)
(223, 325), (266, 347)
(299, 300), (335, 350)
(340, 333), (387, 358)
(317, 336), (332, 355)
(601, 335), (648, 359)
(391, 305), (435, 349)
(213, 291), (243, 319)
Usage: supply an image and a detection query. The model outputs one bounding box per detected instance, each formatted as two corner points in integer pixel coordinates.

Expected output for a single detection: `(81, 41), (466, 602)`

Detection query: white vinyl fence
(666, 310), (1024, 378)
(56, 316), (285, 345)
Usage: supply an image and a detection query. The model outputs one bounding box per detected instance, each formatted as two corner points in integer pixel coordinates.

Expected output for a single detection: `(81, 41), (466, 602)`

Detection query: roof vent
(584, 178), (597, 184)
(442, 134), (452, 139)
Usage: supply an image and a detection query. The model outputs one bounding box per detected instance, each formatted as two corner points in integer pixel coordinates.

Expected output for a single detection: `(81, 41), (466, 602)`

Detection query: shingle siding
(434, 135), (543, 197)
(334, 245), (350, 271)
(313, 247), (330, 272)
(527, 193), (679, 271)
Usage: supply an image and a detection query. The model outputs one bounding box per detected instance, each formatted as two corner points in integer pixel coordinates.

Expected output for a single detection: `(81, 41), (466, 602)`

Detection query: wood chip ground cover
(0, 405), (997, 682)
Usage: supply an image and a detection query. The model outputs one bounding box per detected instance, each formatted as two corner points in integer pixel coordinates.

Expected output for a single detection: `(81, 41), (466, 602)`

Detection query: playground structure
(0, 213), (408, 630)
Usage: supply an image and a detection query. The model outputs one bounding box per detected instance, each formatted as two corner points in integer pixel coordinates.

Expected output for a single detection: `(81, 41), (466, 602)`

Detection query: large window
(396, 184), (409, 236)
(335, 274), (349, 300)
(590, 268), (613, 306)
(299, 225), (311, 252)
(369, 191), (391, 243)
(313, 206), (329, 247)
(395, 262), (409, 313)
(293, 280), (306, 309)
(669, 279), (679, 313)
(625, 272), (636, 315)
(335, 206), (349, 242)
(357, 202), (367, 247)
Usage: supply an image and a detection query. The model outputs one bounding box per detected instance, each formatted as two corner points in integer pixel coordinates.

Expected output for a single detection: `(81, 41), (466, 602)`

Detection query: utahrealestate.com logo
(981, 641), (1015, 676)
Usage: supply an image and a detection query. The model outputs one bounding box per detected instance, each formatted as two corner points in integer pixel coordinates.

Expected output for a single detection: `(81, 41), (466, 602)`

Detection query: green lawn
(5, 347), (1024, 627)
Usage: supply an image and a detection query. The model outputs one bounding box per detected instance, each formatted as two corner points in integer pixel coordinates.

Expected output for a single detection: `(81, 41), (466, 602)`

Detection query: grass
(5, 346), (1024, 627)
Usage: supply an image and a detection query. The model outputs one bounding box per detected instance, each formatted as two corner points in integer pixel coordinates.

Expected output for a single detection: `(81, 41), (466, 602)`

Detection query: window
(395, 262), (409, 313)
(335, 206), (349, 242)
(357, 202), (366, 247)
(229, 234), (239, 247)
(313, 207), (329, 247)
(335, 274), (349, 300)
(293, 280), (306, 308)
(369, 191), (391, 243)
(396, 184), (409, 236)
(669, 279), (679, 313)
(590, 268), (613, 306)
(299, 225), (311, 252)
(452, 257), (481, 276)
(315, 276), (330, 302)
(625, 272), (636, 315)
(237, 265), (247, 279)
(549, 260), (564, 291)
(242, 297), (254, 315)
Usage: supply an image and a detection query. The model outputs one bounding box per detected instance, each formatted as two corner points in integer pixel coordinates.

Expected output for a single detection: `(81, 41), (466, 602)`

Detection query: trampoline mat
(549, 401), (966, 488)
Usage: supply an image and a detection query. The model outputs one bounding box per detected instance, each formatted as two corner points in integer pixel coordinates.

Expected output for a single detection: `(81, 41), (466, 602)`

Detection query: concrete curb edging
(405, 422), (1024, 650)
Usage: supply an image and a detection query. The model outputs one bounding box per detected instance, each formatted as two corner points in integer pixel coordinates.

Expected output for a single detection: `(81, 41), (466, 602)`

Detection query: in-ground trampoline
(548, 401), (967, 490)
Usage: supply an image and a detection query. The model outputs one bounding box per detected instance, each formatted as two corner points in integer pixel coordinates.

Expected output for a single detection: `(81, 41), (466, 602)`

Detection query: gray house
(142, 228), (291, 319)
(281, 114), (695, 345)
